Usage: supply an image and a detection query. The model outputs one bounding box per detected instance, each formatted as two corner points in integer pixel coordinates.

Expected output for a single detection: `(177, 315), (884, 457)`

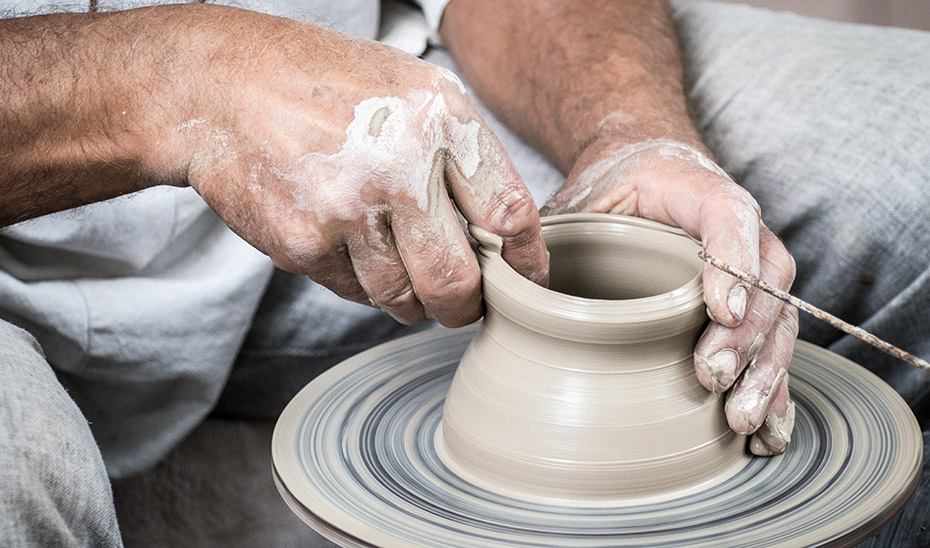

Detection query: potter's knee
(0, 320), (120, 546)
(0, 319), (45, 361)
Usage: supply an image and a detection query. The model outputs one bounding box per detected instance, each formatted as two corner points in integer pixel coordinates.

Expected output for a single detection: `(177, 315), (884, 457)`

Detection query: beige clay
(438, 214), (749, 502)
(271, 214), (923, 547)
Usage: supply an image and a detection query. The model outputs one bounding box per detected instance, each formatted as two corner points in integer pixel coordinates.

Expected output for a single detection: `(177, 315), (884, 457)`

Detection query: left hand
(541, 138), (798, 456)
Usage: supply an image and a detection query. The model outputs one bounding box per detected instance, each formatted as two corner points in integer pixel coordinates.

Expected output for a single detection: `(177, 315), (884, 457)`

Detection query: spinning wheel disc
(272, 325), (922, 547)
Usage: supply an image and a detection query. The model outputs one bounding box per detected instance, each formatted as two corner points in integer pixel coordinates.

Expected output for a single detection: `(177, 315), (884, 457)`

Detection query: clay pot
(437, 213), (749, 503)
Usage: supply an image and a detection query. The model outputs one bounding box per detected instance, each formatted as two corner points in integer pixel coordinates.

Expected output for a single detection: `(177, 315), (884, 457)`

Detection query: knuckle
(373, 276), (419, 311)
(484, 184), (539, 238)
(307, 261), (366, 303)
(701, 187), (762, 238)
(777, 252), (798, 287)
(761, 248), (797, 291)
(330, 279), (369, 304)
(415, 264), (479, 309)
(273, 223), (330, 272)
(775, 306), (800, 341)
(723, 184), (762, 216)
(431, 66), (466, 93)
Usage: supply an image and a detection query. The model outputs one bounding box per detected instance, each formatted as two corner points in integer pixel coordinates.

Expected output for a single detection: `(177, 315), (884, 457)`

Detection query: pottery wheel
(272, 324), (922, 548)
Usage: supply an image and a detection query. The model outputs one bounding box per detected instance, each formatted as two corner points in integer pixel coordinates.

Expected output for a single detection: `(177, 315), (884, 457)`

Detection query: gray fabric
(0, 187), (274, 479)
(112, 418), (339, 548)
(2, 1), (930, 546)
(214, 269), (437, 419)
(0, 320), (121, 547)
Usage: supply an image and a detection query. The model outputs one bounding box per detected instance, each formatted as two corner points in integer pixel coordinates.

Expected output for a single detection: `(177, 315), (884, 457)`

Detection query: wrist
(56, 4), (250, 192)
(0, 8), (190, 224)
(105, 4), (231, 189)
(544, 134), (729, 217)
(570, 127), (725, 184)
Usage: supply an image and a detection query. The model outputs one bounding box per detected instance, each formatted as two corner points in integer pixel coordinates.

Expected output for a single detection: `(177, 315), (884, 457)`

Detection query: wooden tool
(699, 251), (930, 373)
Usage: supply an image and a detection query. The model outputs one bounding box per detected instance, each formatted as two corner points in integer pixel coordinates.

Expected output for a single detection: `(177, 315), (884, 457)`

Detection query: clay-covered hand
(160, 7), (548, 327)
(541, 139), (797, 456)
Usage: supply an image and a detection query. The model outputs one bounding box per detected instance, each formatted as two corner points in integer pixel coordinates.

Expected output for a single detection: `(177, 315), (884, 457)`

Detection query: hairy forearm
(0, 9), (184, 225)
(440, 0), (704, 173)
(0, 4), (323, 226)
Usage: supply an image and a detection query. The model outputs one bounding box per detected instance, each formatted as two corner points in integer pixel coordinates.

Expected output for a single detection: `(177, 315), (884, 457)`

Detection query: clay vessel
(437, 213), (749, 503)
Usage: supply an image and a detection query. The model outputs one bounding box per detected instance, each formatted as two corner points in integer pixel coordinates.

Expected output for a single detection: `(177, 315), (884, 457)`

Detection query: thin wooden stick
(699, 251), (930, 374)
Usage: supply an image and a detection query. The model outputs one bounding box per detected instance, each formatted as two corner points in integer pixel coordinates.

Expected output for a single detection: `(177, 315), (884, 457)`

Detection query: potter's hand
(0, 5), (547, 325)
(541, 140), (797, 455)
(171, 8), (548, 327)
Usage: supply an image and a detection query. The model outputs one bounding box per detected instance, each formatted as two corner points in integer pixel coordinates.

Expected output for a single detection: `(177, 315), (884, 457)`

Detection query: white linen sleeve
(409, 0), (452, 33)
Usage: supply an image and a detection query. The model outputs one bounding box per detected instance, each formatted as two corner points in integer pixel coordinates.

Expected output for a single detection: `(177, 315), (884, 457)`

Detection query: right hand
(541, 137), (798, 456)
(152, 5), (549, 327)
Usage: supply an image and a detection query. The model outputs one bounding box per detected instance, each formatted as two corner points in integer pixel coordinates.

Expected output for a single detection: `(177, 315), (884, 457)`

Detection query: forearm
(0, 4), (331, 227)
(440, 0), (704, 173)
(1, 3), (549, 326)
(0, 9), (184, 225)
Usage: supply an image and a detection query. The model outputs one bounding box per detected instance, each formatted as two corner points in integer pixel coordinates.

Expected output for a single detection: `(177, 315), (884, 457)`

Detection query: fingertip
(416, 258), (484, 328)
(748, 433), (775, 456)
(373, 290), (429, 326)
(499, 219), (550, 288)
(693, 353), (715, 391)
(749, 398), (796, 456)
(694, 349), (739, 393)
(430, 301), (483, 328)
(704, 280), (752, 328)
(725, 366), (787, 435)
(426, 276), (484, 327)
(525, 247), (550, 287)
(702, 265), (741, 328)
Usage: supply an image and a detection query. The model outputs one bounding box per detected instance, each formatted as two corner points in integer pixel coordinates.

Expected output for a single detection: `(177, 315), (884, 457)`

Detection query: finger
(749, 381), (796, 456)
(725, 304), (799, 434)
(391, 168), (483, 327)
(698, 187), (762, 327)
(444, 123), (549, 287)
(345, 211), (427, 325)
(694, 226), (796, 392)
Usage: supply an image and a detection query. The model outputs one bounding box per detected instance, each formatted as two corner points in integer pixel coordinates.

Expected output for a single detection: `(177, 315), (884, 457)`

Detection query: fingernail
(727, 284), (748, 322)
(748, 434), (774, 456)
(749, 400), (796, 456)
(698, 349), (739, 393)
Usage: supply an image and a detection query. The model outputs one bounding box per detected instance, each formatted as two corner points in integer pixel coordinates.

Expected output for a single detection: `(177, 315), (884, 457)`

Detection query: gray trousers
(2, 2), (929, 546)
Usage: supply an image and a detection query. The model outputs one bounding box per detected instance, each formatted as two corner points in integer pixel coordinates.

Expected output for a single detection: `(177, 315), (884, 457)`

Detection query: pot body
(437, 214), (748, 503)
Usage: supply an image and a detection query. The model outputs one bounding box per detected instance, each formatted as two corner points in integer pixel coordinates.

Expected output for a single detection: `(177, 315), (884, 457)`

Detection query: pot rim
(471, 213), (705, 328)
